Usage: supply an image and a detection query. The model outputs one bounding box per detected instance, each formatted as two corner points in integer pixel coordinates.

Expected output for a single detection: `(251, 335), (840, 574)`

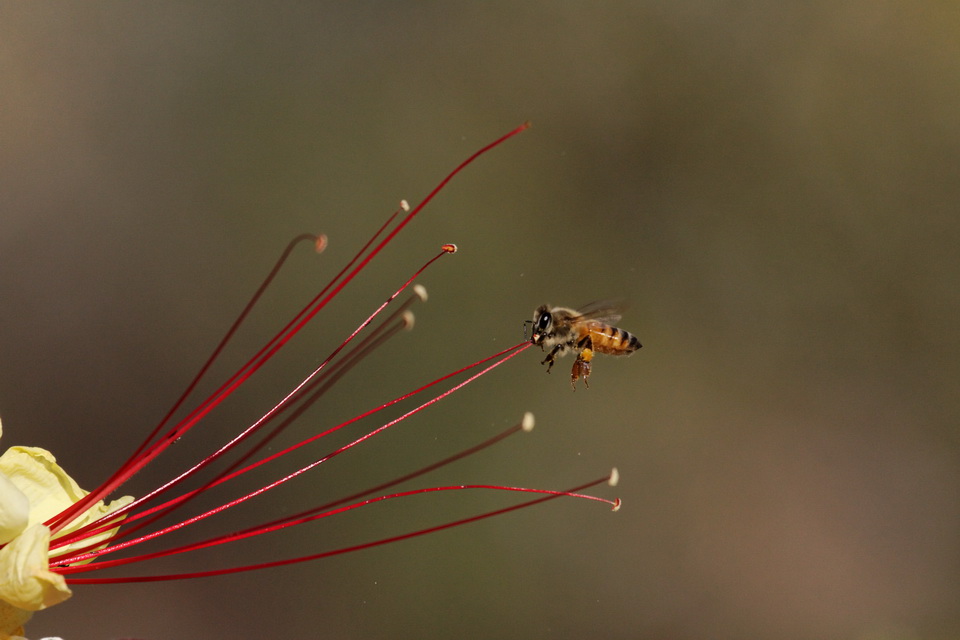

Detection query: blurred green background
(2, 3), (959, 639)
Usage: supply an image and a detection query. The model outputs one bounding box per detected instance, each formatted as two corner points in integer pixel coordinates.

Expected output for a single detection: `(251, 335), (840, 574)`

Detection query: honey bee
(525, 303), (642, 390)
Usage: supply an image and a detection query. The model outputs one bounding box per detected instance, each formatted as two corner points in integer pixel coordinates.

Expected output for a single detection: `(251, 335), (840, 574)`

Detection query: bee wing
(574, 300), (625, 324)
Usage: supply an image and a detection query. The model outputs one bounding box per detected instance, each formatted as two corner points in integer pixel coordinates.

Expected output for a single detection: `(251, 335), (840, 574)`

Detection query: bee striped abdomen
(587, 323), (642, 356)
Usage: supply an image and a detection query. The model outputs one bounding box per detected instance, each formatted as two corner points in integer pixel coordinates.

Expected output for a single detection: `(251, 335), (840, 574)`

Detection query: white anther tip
(413, 284), (428, 302)
(608, 467), (619, 487)
(521, 412), (535, 432)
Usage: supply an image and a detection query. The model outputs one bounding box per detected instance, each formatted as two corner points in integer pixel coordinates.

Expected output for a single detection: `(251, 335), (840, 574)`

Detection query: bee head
(527, 305), (553, 345)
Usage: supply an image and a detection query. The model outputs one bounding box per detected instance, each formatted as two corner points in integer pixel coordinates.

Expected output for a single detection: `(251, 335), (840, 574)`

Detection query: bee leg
(540, 344), (563, 374)
(571, 337), (594, 391)
(571, 356), (592, 390)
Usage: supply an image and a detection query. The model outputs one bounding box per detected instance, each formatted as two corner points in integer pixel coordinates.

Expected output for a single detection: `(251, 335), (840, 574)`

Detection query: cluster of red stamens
(38, 123), (619, 586)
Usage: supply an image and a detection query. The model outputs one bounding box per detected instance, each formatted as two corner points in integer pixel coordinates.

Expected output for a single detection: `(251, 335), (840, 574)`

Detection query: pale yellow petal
(0, 421), (29, 545)
(0, 473), (29, 546)
(0, 525), (71, 611)
(0, 447), (133, 543)
(0, 448), (84, 528)
(0, 599), (31, 639)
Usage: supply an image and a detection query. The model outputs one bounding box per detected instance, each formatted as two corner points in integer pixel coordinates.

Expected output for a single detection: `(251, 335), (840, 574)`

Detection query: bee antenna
(522, 319), (533, 341)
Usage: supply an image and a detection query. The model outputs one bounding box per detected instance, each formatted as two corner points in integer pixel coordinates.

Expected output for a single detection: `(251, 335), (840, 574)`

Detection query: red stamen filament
(61, 472), (618, 583)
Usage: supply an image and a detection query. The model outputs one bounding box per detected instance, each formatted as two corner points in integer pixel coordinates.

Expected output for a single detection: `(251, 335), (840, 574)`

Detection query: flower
(0, 124), (619, 637)
(0, 418), (133, 637)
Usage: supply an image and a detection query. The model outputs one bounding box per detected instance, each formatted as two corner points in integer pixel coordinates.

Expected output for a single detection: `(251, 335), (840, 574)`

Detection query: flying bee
(525, 303), (642, 390)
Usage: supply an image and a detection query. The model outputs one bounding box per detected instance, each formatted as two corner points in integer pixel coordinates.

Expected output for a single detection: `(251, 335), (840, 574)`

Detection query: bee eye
(536, 311), (552, 332)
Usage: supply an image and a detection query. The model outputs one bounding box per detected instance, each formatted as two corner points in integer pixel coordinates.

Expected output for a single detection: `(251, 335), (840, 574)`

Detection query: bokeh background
(2, 4), (959, 639)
